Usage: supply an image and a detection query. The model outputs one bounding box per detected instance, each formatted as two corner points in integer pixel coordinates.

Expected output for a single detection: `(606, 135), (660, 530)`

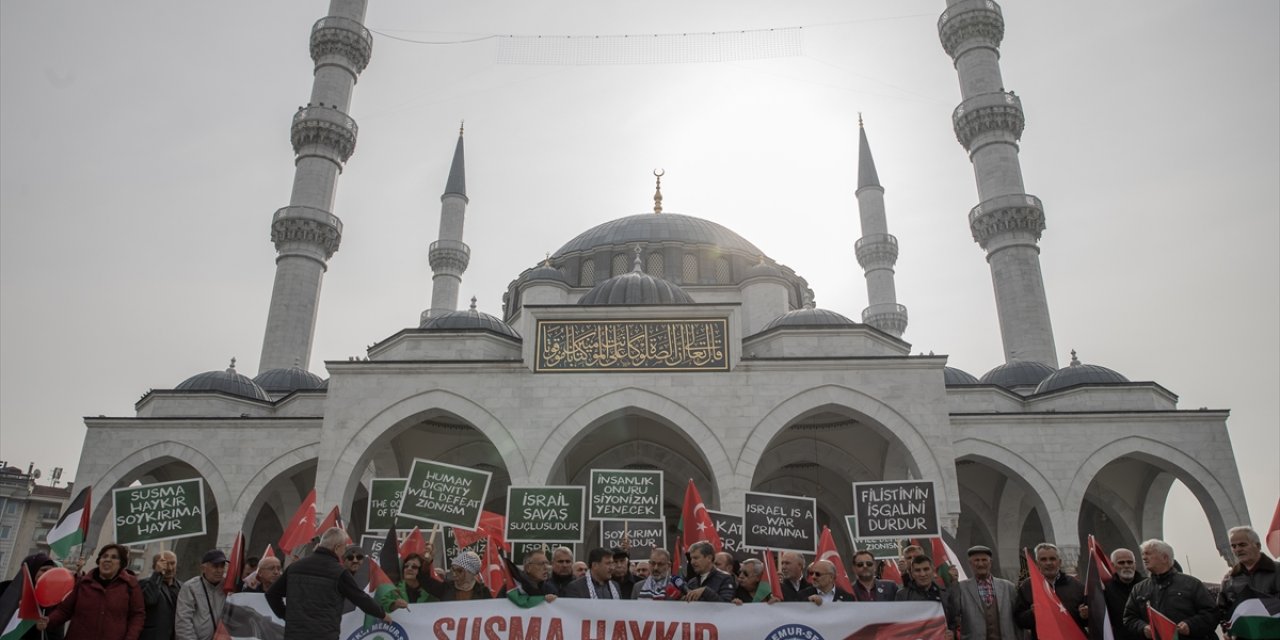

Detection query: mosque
(71, 0), (1249, 579)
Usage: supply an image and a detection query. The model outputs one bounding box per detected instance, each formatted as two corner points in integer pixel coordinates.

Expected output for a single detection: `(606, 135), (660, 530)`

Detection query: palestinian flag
(47, 486), (91, 559)
(364, 559), (397, 629)
(929, 537), (966, 588)
(1228, 594), (1280, 640)
(1083, 536), (1114, 640)
(1147, 605), (1178, 640)
(0, 563), (40, 640)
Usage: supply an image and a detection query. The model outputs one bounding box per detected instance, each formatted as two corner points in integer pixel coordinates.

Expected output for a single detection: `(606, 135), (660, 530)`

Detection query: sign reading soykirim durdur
(398, 459), (491, 530)
(112, 478), (206, 545)
(534, 319), (729, 372)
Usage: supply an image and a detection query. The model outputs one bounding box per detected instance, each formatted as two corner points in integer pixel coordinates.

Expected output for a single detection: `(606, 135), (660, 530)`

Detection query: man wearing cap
(954, 545), (1017, 640)
(611, 547), (637, 600)
(267, 527), (391, 639)
(175, 549), (228, 640)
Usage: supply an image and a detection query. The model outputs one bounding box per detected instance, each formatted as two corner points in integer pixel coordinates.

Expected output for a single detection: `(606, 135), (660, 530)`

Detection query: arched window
(682, 254), (699, 284)
(580, 259), (595, 286)
(714, 257), (731, 284)
(612, 253), (629, 276)
(647, 252), (664, 278)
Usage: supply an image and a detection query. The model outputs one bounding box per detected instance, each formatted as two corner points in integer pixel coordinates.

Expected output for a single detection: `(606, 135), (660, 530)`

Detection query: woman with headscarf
(39, 544), (144, 640)
(440, 551), (491, 601)
(380, 553), (438, 611)
(0, 553), (64, 639)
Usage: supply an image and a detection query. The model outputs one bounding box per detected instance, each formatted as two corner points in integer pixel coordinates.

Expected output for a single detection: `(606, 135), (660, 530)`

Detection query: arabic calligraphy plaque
(535, 319), (729, 372)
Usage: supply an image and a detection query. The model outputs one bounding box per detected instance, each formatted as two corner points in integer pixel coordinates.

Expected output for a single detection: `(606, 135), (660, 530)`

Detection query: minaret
(854, 116), (908, 337)
(259, 0), (372, 372)
(423, 126), (470, 323)
(939, 0), (1058, 367)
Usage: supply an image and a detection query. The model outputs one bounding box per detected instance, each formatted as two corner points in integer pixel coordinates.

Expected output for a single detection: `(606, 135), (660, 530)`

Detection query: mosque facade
(71, 0), (1249, 579)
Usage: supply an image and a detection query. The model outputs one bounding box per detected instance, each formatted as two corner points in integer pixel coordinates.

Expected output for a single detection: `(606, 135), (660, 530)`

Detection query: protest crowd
(3, 481), (1277, 640)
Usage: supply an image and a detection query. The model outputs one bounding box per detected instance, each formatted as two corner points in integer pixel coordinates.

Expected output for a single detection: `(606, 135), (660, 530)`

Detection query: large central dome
(553, 213), (763, 257)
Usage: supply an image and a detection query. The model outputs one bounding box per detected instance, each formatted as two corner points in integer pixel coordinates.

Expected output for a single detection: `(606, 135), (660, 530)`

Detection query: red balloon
(35, 567), (75, 607)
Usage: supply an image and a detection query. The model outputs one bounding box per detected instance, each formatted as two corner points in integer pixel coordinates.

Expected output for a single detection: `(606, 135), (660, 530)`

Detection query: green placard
(398, 459), (492, 529)
(506, 486), (585, 543)
(589, 469), (663, 521)
(843, 516), (905, 559)
(366, 478), (414, 532)
(112, 478), (206, 545)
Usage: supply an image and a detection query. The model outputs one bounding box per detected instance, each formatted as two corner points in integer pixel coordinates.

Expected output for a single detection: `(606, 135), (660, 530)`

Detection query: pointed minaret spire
(259, 0), (373, 372)
(854, 116), (907, 337)
(423, 127), (472, 325)
(939, 0), (1057, 367)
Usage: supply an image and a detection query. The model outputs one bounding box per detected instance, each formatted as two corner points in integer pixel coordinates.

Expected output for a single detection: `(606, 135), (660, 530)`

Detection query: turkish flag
(222, 531), (244, 594)
(1147, 606), (1179, 640)
(278, 489), (316, 554)
(1267, 498), (1280, 558)
(453, 511), (506, 549)
(761, 548), (783, 602)
(400, 527), (427, 561)
(881, 557), (902, 585)
(842, 617), (948, 640)
(817, 525), (854, 593)
(1025, 548), (1088, 640)
(679, 479), (721, 554)
(314, 505), (344, 537)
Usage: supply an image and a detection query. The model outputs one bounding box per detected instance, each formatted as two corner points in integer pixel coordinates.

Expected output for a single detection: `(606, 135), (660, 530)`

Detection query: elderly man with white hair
(1121, 539), (1217, 640)
(1217, 525), (1280, 631)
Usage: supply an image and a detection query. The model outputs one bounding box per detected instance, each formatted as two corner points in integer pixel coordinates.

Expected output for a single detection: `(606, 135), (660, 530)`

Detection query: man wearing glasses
(343, 547), (365, 575)
(850, 550), (898, 602)
(800, 560), (855, 605)
(1104, 548), (1144, 640)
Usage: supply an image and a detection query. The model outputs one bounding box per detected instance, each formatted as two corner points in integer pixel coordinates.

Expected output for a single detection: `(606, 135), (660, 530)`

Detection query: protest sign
(365, 478), (414, 531)
(399, 459), (491, 529)
(589, 469), (663, 521)
(851, 480), (939, 540)
(506, 486), (585, 543)
(512, 542), (569, 565)
(446, 525), (490, 564)
(742, 491), (817, 553)
(112, 478), (206, 545)
(843, 516), (906, 559)
(707, 510), (744, 556)
(599, 519), (665, 559)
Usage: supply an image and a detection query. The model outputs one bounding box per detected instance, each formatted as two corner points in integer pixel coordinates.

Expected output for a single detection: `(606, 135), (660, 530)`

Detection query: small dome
(422, 298), (521, 339)
(943, 366), (980, 385)
(525, 263), (568, 284)
(979, 360), (1056, 388)
(176, 359), (270, 401)
(741, 259), (785, 281)
(578, 257), (693, 305)
(761, 307), (857, 331)
(253, 366), (326, 393)
(1035, 350), (1129, 394)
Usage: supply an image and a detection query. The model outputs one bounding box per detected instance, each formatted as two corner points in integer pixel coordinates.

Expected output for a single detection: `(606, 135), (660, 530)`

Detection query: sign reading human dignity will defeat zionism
(851, 480), (940, 540)
(742, 491), (817, 553)
(398, 459), (491, 530)
(589, 469), (663, 521)
(112, 478), (207, 545)
(505, 486), (585, 543)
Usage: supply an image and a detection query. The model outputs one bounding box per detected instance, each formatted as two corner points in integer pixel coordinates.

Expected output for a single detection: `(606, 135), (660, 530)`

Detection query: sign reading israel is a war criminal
(506, 486), (585, 543)
(399, 459), (492, 530)
(600, 519), (666, 560)
(589, 469), (663, 521)
(365, 478), (412, 532)
(851, 480), (939, 540)
(742, 491), (817, 553)
(112, 478), (206, 545)
(534, 319), (730, 372)
(708, 510), (744, 555)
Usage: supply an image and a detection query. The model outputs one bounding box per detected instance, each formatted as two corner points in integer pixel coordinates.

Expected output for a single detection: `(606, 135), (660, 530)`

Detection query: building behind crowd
(67, 0), (1250, 580)
(0, 465), (71, 577)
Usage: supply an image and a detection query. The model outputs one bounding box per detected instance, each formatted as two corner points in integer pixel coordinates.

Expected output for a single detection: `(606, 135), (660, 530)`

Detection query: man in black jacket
(1013, 543), (1088, 638)
(266, 528), (391, 639)
(895, 555), (957, 636)
(1218, 525), (1280, 631)
(1104, 548), (1145, 640)
(1122, 539), (1218, 640)
(680, 542), (735, 603)
(779, 551), (810, 601)
(563, 548), (621, 599)
(140, 550), (179, 640)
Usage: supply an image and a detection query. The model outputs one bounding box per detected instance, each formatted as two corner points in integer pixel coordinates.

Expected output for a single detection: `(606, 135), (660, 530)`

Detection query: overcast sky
(2, 1), (1276, 579)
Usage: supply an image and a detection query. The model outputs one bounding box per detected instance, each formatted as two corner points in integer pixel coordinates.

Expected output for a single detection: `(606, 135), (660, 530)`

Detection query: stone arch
(569, 440), (713, 504)
(322, 389), (527, 515)
(234, 443), (320, 519)
(953, 439), (1065, 539)
(736, 385), (951, 514)
(1065, 436), (1247, 559)
(87, 441), (232, 546)
(529, 387), (730, 496)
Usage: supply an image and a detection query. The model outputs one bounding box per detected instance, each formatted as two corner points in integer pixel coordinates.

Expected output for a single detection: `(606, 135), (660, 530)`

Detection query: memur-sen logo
(345, 621), (409, 640)
(765, 624), (826, 640)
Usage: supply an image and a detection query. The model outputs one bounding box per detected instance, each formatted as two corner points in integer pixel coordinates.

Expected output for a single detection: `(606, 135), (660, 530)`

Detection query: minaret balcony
(938, 0), (1005, 59)
(968, 193), (1045, 248)
(855, 233), (899, 269)
(862, 303), (908, 337)
(271, 206), (343, 258)
(429, 239), (471, 274)
(953, 91), (1024, 151)
(291, 105), (358, 163)
(310, 16), (373, 74)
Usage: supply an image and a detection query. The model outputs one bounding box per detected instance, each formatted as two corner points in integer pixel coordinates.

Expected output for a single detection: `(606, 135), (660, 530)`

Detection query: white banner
(221, 593), (946, 640)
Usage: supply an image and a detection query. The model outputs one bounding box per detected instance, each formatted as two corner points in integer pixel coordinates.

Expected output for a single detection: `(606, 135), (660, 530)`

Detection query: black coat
(686, 570), (736, 603)
(896, 580), (958, 630)
(1014, 572), (1087, 638)
(798, 585), (856, 603)
(1122, 569), (1218, 640)
(1217, 554), (1280, 621)
(781, 577), (811, 602)
(562, 576), (621, 599)
(1104, 573), (1146, 640)
(851, 578), (899, 602)
(265, 547), (386, 640)
(139, 572), (180, 640)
